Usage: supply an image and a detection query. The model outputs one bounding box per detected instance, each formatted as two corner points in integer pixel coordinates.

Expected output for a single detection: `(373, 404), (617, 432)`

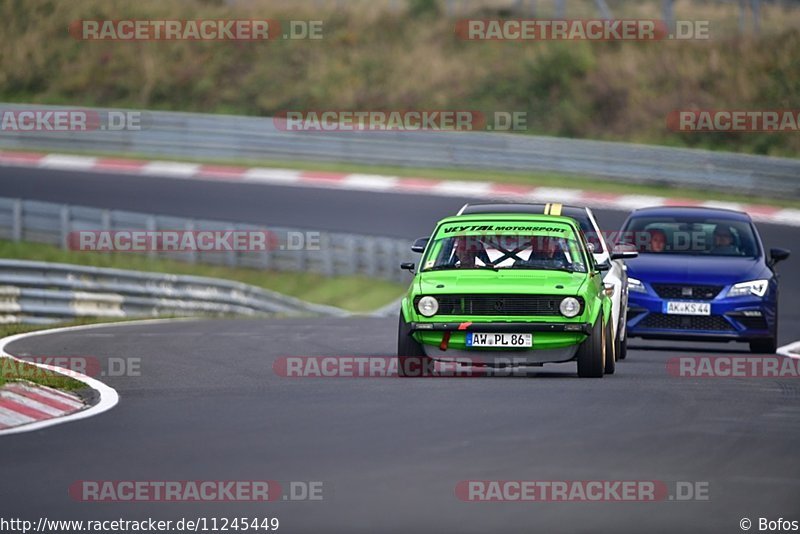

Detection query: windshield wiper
(512, 264), (577, 273)
(423, 263), (499, 272)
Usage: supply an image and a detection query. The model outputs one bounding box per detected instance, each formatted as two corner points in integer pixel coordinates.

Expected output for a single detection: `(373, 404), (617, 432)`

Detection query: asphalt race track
(1, 166), (799, 533)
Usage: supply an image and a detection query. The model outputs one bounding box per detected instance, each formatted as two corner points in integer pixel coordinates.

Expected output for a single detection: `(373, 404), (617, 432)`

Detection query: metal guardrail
(1, 104), (798, 198)
(0, 259), (350, 324)
(0, 197), (415, 284)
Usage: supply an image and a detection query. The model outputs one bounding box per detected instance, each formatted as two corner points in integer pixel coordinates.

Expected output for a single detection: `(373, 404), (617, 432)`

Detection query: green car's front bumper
(408, 321), (592, 365)
(409, 321), (592, 334)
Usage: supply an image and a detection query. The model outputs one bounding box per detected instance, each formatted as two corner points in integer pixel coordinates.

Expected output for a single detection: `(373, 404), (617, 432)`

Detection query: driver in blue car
(711, 225), (740, 255)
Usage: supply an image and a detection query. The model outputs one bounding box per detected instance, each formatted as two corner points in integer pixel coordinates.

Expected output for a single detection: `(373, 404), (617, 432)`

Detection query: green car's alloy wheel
(576, 316), (605, 378)
(397, 312), (431, 377)
(604, 319), (615, 375)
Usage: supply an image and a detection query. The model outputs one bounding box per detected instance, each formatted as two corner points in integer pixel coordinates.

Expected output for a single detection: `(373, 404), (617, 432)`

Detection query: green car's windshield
(422, 228), (588, 273)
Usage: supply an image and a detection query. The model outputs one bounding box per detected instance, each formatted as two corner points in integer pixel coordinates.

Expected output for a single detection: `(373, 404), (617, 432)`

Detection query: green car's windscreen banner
(424, 221), (587, 272)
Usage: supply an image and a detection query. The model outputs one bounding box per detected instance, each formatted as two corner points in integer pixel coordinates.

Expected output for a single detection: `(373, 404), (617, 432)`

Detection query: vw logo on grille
(494, 299), (504, 311)
(681, 287), (693, 297)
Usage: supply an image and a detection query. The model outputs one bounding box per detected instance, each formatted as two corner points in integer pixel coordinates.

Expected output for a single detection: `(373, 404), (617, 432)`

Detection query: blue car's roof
(629, 206), (752, 221)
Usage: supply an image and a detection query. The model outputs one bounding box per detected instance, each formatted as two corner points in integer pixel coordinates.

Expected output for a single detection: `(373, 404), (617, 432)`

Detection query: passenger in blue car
(648, 229), (667, 253)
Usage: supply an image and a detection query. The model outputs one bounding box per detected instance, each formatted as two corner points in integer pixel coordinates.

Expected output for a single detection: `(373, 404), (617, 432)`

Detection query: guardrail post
(184, 220), (197, 264)
(59, 205), (70, 250)
(342, 235), (357, 276)
(226, 224), (237, 267)
(363, 236), (378, 278)
(101, 209), (111, 231)
(146, 215), (157, 260)
(12, 199), (22, 242)
(320, 233), (334, 276)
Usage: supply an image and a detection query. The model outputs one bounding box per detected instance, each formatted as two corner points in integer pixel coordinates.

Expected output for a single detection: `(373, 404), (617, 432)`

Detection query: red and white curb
(0, 382), (85, 430)
(2, 150), (799, 227)
(777, 340), (800, 360)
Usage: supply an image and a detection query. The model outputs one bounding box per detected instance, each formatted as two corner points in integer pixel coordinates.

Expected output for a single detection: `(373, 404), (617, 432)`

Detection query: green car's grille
(417, 295), (583, 316)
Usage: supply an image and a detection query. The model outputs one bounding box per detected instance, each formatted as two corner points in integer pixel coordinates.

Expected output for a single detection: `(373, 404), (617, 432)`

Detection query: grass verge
(0, 240), (406, 313)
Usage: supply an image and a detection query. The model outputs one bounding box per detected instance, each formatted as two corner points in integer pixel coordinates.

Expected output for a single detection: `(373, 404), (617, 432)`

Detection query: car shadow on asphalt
(628, 343), (751, 354)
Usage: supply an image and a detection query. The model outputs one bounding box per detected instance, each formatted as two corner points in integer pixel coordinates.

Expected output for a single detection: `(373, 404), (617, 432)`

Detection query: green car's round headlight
(560, 297), (581, 318)
(417, 296), (439, 317)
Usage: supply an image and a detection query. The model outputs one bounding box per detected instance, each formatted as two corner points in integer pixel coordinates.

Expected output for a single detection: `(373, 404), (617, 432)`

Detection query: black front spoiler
(409, 322), (592, 335)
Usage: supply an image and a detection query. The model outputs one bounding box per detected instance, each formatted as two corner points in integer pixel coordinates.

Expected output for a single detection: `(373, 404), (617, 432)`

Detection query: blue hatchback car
(619, 207), (790, 353)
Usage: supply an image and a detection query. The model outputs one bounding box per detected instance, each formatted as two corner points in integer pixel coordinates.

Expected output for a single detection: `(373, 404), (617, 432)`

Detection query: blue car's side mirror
(769, 248), (790, 268)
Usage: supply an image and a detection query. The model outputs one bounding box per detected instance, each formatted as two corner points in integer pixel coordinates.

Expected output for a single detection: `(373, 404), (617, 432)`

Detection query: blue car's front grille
(652, 284), (723, 300)
(639, 313), (733, 331)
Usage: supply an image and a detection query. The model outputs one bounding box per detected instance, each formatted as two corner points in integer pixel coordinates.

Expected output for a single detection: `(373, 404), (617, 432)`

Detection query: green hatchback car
(397, 213), (615, 378)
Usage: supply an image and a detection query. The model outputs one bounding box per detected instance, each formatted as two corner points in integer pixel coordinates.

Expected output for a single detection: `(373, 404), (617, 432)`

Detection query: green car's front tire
(577, 316), (605, 378)
(397, 312), (430, 377)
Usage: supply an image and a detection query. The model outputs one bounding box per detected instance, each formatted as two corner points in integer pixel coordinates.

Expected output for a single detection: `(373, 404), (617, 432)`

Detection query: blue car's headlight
(727, 279), (769, 298)
(627, 277), (647, 294)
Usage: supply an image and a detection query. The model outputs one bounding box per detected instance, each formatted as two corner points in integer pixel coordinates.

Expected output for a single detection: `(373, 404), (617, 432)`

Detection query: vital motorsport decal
(439, 224), (569, 234)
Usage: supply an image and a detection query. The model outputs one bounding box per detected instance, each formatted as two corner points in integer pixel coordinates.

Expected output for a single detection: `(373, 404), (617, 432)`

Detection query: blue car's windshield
(620, 217), (760, 258)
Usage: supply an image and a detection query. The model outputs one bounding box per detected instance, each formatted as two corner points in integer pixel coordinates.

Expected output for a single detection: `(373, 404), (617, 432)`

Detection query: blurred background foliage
(1, 0), (798, 156)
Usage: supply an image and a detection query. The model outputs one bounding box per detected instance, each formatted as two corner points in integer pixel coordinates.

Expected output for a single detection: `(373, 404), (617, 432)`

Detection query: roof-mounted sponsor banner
(435, 222), (572, 238)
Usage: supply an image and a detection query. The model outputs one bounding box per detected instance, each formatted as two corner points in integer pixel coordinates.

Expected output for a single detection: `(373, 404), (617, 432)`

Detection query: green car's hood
(416, 269), (587, 296)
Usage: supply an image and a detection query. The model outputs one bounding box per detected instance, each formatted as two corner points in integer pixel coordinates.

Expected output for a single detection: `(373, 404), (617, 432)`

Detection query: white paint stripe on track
(777, 340), (800, 360)
(341, 174), (399, 190)
(141, 161), (200, 177)
(701, 200), (744, 211)
(612, 195), (668, 210)
(39, 154), (97, 170)
(0, 317), (196, 436)
(526, 187), (585, 203)
(433, 181), (494, 197)
(243, 168), (302, 183)
(772, 209), (800, 227)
